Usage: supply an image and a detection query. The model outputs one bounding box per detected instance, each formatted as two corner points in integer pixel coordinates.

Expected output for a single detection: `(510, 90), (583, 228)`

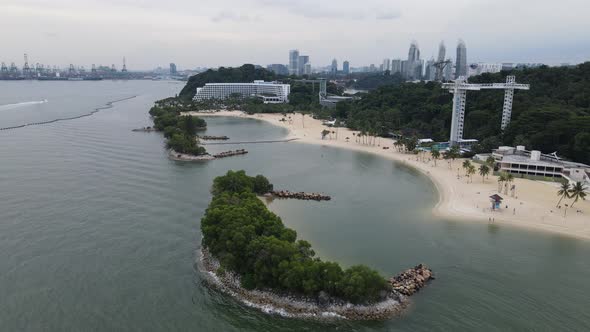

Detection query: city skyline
(2, 0), (589, 69)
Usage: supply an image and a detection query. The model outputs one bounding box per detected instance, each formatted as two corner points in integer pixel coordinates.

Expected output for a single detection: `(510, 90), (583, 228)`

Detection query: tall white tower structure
(443, 75), (530, 146)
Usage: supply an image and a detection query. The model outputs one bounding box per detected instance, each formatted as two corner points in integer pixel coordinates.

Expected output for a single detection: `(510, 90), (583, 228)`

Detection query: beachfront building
(193, 81), (291, 104)
(478, 146), (590, 184)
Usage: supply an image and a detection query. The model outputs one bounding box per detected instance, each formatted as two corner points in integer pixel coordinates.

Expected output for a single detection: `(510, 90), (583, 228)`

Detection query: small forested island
(148, 98), (208, 159)
(199, 170), (433, 320)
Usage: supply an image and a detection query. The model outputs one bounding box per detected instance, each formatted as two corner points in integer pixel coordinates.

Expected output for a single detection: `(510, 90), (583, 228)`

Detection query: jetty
(198, 135), (229, 140)
(389, 264), (434, 296)
(213, 149), (248, 158)
(271, 190), (331, 201)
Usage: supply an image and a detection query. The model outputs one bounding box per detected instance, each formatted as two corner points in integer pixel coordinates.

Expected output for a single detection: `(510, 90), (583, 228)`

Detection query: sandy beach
(184, 110), (590, 240)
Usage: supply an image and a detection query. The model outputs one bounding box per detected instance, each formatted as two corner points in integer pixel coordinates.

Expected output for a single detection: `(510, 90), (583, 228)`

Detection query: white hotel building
(193, 81), (291, 104)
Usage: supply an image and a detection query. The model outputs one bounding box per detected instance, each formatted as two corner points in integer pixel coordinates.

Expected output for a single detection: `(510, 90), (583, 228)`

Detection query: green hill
(179, 64), (279, 100)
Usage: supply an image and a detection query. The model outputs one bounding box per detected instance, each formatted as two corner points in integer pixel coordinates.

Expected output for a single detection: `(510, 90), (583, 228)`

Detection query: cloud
(211, 10), (253, 23)
(376, 11), (401, 20)
(256, 0), (401, 20)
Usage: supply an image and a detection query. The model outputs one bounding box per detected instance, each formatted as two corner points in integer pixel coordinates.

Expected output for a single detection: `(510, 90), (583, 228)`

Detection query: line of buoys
(0, 96), (136, 131)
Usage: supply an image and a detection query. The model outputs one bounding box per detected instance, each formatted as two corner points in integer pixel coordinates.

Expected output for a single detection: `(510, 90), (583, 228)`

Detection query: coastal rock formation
(389, 264), (434, 296)
(271, 190), (331, 201)
(132, 126), (157, 132)
(198, 135), (229, 140)
(168, 149), (214, 161)
(199, 248), (411, 321)
(213, 149), (248, 158)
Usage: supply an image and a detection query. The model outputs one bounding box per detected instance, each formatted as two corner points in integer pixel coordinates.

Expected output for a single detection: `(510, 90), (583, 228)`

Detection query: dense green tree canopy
(333, 63), (590, 164)
(202, 171), (390, 304)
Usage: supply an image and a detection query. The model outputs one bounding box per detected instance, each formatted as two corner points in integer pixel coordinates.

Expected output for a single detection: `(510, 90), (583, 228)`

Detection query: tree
(462, 160), (472, 176)
(431, 149), (440, 166)
(505, 173), (514, 195)
(479, 164), (490, 183)
(486, 156), (496, 168)
(498, 173), (507, 192)
(467, 165), (476, 183)
(556, 182), (571, 207)
(568, 182), (588, 207)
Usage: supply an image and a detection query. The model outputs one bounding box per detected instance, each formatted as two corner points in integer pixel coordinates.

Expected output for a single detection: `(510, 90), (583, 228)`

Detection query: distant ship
(83, 77), (103, 81)
(68, 77), (83, 81)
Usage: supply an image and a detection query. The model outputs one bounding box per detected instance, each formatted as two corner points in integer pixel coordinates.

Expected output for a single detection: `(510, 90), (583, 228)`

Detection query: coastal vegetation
(175, 62), (590, 164)
(149, 99), (207, 155)
(328, 62), (590, 164)
(201, 170), (390, 304)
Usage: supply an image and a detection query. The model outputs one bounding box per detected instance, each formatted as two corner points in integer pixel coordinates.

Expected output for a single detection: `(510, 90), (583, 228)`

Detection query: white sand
(184, 110), (590, 240)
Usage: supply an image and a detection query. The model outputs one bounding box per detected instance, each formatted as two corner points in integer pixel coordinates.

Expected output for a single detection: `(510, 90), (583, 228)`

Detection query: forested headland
(200, 170), (390, 304)
(334, 63), (590, 164)
(149, 98), (207, 155)
(174, 62), (590, 164)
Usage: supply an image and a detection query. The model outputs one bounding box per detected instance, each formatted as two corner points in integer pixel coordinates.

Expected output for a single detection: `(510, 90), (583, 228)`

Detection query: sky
(1, 0), (589, 70)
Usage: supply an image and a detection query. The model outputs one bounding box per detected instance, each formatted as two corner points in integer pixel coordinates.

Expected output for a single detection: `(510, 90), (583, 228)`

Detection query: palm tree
(431, 150), (440, 166)
(486, 156), (496, 167)
(556, 182), (571, 207)
(568, 182), (588, 207)
(479, 164), (490, 183)
(498, 173), (507, 192)
(467, 165), (476, 183)
(505, 173), (514, 195)
(462, 160), (472, 176)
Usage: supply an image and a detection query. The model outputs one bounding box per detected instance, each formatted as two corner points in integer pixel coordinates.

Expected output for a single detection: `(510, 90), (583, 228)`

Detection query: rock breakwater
(389, 264), (434, 296)
(271, 190), (331, 201)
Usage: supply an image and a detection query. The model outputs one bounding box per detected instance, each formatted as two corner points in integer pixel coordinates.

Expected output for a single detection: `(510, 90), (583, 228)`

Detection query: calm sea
(1, 80), (589, 331)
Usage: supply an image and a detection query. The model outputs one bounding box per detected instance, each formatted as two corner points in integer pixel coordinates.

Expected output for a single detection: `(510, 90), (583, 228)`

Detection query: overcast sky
(2, 0), (589, 70)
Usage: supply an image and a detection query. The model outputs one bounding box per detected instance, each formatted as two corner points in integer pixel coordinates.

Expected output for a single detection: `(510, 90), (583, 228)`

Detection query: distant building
(424, 59), (436, 80)
(169, 63), (177, 75)
(369, 64), (376, 72)
(267, 64), (289, 76)
(194, 81), (290, 104)
(405, 41), (422, 80)
(487, 146), (590, 183)
(343, 61), (350, 75)
(298, 55), (309, 75)
(468, 63), (502, 77)
(331, 59), (338, 75)
(444, 59), (454, 80)
(455, 39), (467, 77)
(289, 50), (299, 76)
(383, 58), (391, 72)
(502, 63), (514, 71)
(391, 59), (402, 74)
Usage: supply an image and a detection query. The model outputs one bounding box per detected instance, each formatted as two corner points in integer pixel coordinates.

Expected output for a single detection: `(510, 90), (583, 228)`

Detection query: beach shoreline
(183, 110), (590, 241)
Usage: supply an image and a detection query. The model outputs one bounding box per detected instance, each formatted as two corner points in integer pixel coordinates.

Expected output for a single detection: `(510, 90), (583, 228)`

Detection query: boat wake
(0, 96), (136, 131)
(0, 99), (48, 111)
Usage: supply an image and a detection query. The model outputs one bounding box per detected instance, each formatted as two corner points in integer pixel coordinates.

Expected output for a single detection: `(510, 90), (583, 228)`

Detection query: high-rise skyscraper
(455, 40), (467, 78)
(424, 59), (436, 81)
(331, 59), (338, 75)
(298, 55), (309, 75)
(289, 50), (299, 76)
(406, 41), (422, 80)
(343, 61), (350, 75)
(169, 63), (177, 75)
(383, 59), (391, 72)
(434, 41), (446, 81)
(391, 59), (402, 74)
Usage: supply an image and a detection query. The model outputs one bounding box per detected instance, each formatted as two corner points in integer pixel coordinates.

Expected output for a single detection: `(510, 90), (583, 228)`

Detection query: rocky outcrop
(198, 248), (413, 321)
(213, 149), (248, 158)
(271, 190), (331, 201)
(199, 135), (229, 140)
(389, 264), (434, 296)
